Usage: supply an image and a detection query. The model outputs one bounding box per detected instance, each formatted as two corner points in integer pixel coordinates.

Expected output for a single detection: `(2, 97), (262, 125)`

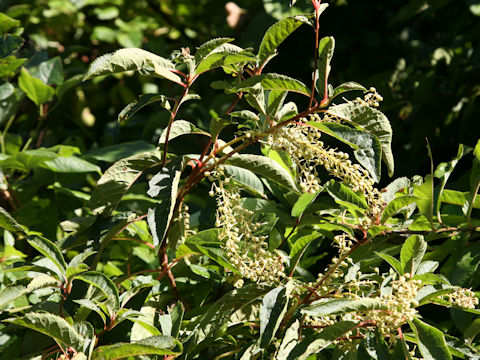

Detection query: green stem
(0, 115), (16, 154)
(467, 181), (480, 226)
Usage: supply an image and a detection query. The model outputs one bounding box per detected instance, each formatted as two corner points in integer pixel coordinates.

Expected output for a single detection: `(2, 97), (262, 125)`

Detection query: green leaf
(158, 312), (173, 337)
(381, 195), (417, 223)
(220, 164), (265, 196)
(18, 67), (55, 106)
(158, 120), (208, 146)
(0, 285), (26, 309)
(181, 230), (238, 274)
(392, 337), (413, 360)
(210, 117), (233, 140)
(412, 273), (450, 286)
(308, 122), (382, 182)
(119, 275), (159, 308)
(330, 82), (367, 101)
(258, 15), (307, 65)
(91, 336), (178, 360)
(259, 285), (290, 348)
(188, 243), (240, 275)
(56, 74), (82, 99)
(291, 191), (320, 217)
(93, 6), (119, 20)
(66, 264), (89, 279)
(184, 284), (270, 355)
(364, 331), (391, 360)
(89, 149), (163, 215)
(376, 252), (404, 275)
(85, 141), (155, 163)
(410, 317), (452, 360)
(27, 236), (67, 278)
(464, 318), (480, 345)
(3, 312), (85, 352)
(290, 233), (319, 259)
(316, 36), (335, 102)
(30, 57), (64, 86)
(0, 12), (20, 32)
(435, 144), (463, 220)
(226, 154), (299, 192)
(416, 261), (440, 275)
(244, 84), (267, 117)
(194, 37), (234, 64)
(0, 56), (26, 77)
(267, 90), (288, 118)
(326, 102), (394, 177)
(302, 298), (386, 317)
(440, 189), (480, 209)
(286, 321), (358, 360)
(277, 320), (300, 360)
(147, 157), (184, 252)
(400, 235), (427, 276)
(414, 175), (434, 227)
(118, 94), (171, 123)
(325, 180), (368, 210)
(0, 206), (26, 233)
(466, 139), (480, 220)
(170, 302), (184, 338)
(450, 242), (480, 287)
(230, 110), (260, 123)
(235, 73), (310, 97)
(382, 177), (410, 203)
(83, 48), (182, 85)
(74, 271), (120, 311)
(196, 50), (256, 74)
(0, 82), (14, 99)
(74, 299), (107, 325)
(0, 35), (23, 58)
(43, 156), (101, 173)
(289, 233), (320, 276)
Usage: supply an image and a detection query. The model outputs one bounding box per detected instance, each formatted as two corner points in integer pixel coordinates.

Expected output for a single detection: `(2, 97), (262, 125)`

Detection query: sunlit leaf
(410, 317), (452, 360)
(400, 235), (427, 276)
(302, 298), (386, 317)
(258, 15), (309, 66)
(83, 48), (182, 85)
(18, 67), (54, 106)
(74, 271), (120, 311)
(259, 285), (290, 348)
(226, 154), (299, 192)
(316, 36), (335, 102)
(308, 121), (382, 182)
(147, 157), (185, 252)
(327, 103), (394, 177)
(4, 312), (85, 352)
(89, 150), (163, 215)
(91, 336), (179, 360)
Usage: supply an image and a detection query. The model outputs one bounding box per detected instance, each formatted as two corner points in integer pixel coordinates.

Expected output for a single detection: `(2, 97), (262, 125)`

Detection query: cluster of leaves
(1, 1), (480, 359)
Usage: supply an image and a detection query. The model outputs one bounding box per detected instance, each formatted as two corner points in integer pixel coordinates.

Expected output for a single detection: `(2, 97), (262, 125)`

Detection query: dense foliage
(1, 0), (480, 359)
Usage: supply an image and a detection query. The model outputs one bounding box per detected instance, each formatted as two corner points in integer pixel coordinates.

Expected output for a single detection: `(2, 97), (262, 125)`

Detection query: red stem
(162, 87), (189, 167)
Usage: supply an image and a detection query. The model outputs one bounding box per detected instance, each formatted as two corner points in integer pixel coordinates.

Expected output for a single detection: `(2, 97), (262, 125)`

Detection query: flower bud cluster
(333, 234), (356, 256)
(175, 203), (195, 245)
(446, 288), (479, 309)
(354, 87), (384, 107)
(212, 177), (285, 286)
(305, 275), (422, 344)
(369, 275), (421, 340)
(266, 119), (384, 217)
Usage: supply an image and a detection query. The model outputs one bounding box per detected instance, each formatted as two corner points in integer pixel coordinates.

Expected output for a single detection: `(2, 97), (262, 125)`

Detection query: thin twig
(308, 5), (321, 110)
